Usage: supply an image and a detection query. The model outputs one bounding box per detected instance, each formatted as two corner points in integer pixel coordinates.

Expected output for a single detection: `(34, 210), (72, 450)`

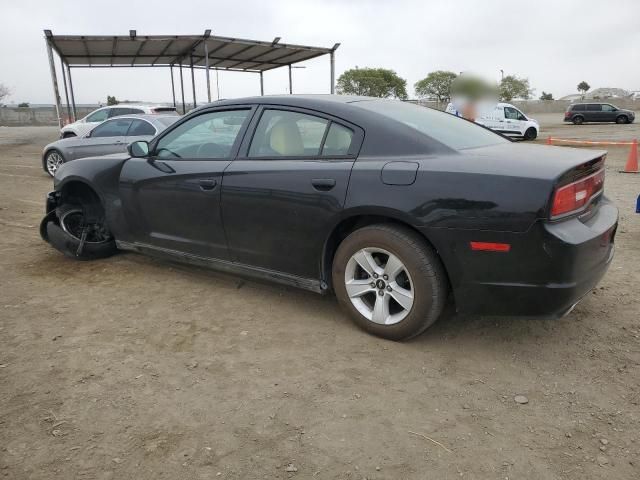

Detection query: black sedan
(40, 95), (618, 340)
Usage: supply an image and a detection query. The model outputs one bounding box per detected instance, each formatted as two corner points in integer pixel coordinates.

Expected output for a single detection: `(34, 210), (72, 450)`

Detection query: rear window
(356, 100), (508, 150)
(157, 116), (180, 127)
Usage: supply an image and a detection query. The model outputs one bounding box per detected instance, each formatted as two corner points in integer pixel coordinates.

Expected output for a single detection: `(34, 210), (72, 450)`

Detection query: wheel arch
(56, 179), (105, 213)
(321, 210), (454, 296)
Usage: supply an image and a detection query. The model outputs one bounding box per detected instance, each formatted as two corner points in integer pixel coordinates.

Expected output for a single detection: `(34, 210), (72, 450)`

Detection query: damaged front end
(40, 190), (116, 261)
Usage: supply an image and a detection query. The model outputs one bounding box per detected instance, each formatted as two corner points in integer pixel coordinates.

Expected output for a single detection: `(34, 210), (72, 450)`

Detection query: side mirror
(128, 140), (150, 158)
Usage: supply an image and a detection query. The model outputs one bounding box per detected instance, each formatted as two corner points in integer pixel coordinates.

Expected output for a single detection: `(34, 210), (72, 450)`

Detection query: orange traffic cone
(621, 139), (639, 173)
(546, 136), (552, 145)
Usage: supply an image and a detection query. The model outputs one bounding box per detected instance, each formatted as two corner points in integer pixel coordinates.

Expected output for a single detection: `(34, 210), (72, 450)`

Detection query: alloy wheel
(344, 247), (414, 325)
(46, 151), (64, 176)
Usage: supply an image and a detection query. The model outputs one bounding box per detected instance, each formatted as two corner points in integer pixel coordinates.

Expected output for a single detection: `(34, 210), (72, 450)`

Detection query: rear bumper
(438, 197), (618, 317)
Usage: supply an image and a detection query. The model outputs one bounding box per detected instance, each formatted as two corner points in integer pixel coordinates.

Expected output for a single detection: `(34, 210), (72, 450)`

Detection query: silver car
(43, 114), (180, 177)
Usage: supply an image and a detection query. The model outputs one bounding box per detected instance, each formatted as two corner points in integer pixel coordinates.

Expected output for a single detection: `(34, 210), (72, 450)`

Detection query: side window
(601, 104), (615, 112)
(128, 119), (156, 136)
(586, 104), (601, 111)
(86, 109), (109, 123)
(155, 109), (250, 159)
(504, 107), (520, 120)
(249, 109), (328, 157)
(321, 123), (354, 156)
(90, 118), (133, 138)
(108, 107), (130, 118)
(573, 104), (586, 112)
(129, 108), (145, 114)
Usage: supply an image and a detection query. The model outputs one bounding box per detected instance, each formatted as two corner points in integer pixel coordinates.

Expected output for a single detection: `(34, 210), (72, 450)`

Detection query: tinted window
(249, 110), (329, 157)
(108, 108), (130, 118)
(357, 99), (507, 150)
(585, 104), (601, 111)
(90, 118), (133, 138)
(155, 109), (250, 159)
(86, 109), (109, 123)
(572, 104), (586, 111)
(321, 123), (354, 156)
(128, 119), (156, 136)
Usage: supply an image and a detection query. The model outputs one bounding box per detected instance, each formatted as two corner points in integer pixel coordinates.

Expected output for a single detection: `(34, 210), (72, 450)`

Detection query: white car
(446, 101), (539, 141)
(60, 104), (177, 138)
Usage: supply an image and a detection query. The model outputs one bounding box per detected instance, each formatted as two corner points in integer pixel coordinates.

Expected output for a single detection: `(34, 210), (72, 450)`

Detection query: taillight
(551, 168), (605, 218)
(564, 111), (571, 118)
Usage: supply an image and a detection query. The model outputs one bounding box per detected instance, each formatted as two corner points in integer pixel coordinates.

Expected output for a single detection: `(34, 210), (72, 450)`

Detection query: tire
(572, 116), (584, 125)
(45, 203), (116, 261)
(62, 132), (77, 138)
(616, 115), (628, 124)
(332, 224), (448, 341)
(524, 127), (537, 141)
(44, 149), (65, 177)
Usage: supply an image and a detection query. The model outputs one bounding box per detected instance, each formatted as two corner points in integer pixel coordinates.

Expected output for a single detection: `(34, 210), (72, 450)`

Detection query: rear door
(71, 117), (132, 159)
(221, 107), (363, 279)
(118, 107), (254, 260)
(585, 104), (602, 122)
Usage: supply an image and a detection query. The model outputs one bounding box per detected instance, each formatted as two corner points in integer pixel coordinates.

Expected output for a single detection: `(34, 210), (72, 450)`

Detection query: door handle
(198, 178), (218, 191)
(311, 178), (336, 191)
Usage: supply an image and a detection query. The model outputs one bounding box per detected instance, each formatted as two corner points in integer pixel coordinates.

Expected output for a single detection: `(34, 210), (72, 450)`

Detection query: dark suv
(564, 103), (635, 125)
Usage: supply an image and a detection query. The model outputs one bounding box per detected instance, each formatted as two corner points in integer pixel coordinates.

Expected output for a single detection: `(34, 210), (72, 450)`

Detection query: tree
(336, 68), (408, 99)
(499, 75), (532, 101)
(414, 71), (458, 103)
(0, 84), (10, 103)
(107, 95), (119, 106)
(577, 81), (590, 98)
(17, 102), (29, 108)
(539, 91), (554, 101)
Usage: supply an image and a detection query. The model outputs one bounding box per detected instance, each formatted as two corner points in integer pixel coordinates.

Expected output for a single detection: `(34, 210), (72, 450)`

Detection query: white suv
(60, 105), (177, 138)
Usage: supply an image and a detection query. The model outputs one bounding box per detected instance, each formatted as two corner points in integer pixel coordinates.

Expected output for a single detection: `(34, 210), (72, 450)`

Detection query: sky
(1, 0), (639, 105)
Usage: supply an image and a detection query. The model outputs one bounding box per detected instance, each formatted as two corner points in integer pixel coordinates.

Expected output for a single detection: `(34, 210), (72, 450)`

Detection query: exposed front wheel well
(322, 215), (452, 292)
(58, 181), (105, 217)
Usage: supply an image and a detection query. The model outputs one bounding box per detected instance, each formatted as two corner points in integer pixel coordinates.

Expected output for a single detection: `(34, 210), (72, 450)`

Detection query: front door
(601, 104), (617, 122)
(72, 117), (132, 159)
(118, 107), (255, 260)
(503, 106), (525, 135)
(221, 107), (363, 280)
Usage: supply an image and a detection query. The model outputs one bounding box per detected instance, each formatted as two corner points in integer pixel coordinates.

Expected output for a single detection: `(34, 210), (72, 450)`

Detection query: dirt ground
(1, 116), (639, 480)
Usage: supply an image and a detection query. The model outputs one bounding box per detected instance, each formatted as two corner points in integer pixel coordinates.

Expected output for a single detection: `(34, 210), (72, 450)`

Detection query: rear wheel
(332, 224), (448, 341)
(45, 150), (65, 177)
(524, 127), (537, 141)
(572, 116), (584, 125)
(616, 115), (628, 124)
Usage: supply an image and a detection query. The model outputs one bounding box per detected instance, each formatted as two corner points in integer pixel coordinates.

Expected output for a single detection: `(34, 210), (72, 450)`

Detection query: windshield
(356, 99), (508, 150)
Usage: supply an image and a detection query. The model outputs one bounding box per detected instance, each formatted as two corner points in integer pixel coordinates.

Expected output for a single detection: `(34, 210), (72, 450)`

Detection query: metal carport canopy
(44, 30), (340, 127)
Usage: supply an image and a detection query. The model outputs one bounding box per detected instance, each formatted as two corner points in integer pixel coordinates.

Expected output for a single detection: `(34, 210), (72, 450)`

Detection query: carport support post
(66, 64), (77, 122)
(190, 54), (197, 109)
(288, 64), (292, 94)
(179, 61), (186, 114)
(259, 71), (264, 96)
(170, 65), (176, 108)
(330, 51), (335, 94)
(45, 36), (63, 128)
(59, 57), (72, 124)
(204, 41), (211, 103)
